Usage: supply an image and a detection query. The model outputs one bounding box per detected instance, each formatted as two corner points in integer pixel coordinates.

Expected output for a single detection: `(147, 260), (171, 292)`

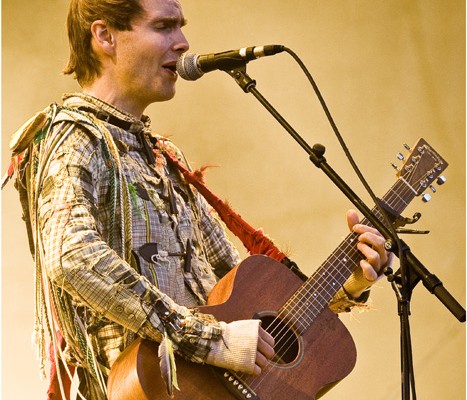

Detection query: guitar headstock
(393, 138), (448, 201)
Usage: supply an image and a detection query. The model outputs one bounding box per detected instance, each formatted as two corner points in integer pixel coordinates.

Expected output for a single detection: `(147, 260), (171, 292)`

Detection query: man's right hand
(253, 327), (275, 376)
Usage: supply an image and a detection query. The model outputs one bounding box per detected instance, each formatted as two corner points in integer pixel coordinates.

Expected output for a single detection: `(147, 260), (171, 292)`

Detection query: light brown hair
(63, 0), (144, 86)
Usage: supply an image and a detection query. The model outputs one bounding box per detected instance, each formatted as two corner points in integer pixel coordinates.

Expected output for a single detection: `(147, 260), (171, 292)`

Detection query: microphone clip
(225, 66), (257, 93)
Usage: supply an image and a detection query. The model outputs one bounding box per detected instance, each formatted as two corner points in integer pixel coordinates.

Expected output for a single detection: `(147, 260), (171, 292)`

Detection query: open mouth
(163, 63), (177, 74)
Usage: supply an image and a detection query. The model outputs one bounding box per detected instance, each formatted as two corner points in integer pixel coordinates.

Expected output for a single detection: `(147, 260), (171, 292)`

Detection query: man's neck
(83, 80), (146, 119)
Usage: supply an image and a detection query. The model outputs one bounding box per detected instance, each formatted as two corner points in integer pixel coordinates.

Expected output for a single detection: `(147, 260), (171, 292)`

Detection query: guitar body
(108, 255), (357, 400)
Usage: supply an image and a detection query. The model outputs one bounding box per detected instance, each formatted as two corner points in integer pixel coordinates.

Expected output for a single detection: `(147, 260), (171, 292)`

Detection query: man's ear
(90, 20), (116, 56)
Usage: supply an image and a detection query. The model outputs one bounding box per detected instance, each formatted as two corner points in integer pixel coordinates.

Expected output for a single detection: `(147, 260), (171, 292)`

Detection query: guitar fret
(280, 179), (417, 332)
(277, 140), (448, 334)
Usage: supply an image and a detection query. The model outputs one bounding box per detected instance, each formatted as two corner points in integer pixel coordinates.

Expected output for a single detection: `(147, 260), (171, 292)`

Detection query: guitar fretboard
(281, 178), (415, 333)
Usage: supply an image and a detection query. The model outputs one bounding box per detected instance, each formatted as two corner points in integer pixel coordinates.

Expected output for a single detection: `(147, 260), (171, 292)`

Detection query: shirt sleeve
(328, 269), (372, 313)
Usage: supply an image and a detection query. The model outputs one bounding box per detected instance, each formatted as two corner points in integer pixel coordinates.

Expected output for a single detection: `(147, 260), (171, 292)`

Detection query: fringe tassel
(158, 331), (179, 398)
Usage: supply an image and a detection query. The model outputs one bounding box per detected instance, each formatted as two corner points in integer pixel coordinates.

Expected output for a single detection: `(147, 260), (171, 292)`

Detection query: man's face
(111, 0), (189, 108)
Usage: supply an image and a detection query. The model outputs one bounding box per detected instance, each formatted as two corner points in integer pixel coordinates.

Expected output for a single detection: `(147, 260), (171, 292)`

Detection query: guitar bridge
(210, 367), (259, 399)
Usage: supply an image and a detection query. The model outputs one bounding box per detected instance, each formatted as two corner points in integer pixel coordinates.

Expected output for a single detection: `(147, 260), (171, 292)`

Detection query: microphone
(176, 44), (285, 81)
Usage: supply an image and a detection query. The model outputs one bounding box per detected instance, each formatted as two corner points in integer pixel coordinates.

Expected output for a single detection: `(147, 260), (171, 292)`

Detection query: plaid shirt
(17, 93), (363, 399)
(30, 93), (242, 380)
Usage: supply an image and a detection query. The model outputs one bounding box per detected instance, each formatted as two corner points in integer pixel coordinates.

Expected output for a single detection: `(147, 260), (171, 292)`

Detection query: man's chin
(152, 89), (177, 103)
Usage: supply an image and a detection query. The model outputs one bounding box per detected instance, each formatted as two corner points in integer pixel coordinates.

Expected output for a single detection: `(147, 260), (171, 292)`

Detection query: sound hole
(260, 315), (299, 364)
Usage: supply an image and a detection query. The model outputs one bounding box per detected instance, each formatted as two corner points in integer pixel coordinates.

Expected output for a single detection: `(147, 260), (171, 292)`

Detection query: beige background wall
(2, 1), (465, 399)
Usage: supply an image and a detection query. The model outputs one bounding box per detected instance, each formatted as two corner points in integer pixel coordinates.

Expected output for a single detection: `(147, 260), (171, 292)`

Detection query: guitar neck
(282, 178), (415, 332)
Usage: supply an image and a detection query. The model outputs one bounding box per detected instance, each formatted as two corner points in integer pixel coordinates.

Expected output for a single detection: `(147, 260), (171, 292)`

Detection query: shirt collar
(62, 92), (152, 134)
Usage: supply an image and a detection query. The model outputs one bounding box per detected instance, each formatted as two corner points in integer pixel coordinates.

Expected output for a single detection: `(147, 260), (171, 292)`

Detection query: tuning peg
(397, 153), (405, 161)
(422, 193), (432, 202)
(391, 163), (400, 171)
(417, 145), (426, 154)
(403, 143), (411, 151)
(436, 176), (447, 185)
(429, 185), (437, 193)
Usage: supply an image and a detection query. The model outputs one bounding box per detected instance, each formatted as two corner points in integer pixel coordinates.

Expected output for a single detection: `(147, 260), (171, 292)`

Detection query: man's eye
(154, 22), (178, 31)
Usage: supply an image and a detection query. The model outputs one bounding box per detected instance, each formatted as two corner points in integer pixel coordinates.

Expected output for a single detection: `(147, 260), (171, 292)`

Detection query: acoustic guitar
(107, 138), (447, 400)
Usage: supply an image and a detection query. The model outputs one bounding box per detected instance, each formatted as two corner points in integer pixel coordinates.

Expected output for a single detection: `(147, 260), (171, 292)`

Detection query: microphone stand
(224, 65), (466, 399)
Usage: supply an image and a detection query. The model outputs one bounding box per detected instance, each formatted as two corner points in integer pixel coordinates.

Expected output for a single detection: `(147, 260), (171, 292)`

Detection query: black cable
(282, 46), (416, 398)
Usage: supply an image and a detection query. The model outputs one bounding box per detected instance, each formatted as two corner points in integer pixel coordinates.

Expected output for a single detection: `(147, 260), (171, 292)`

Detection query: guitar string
(246, 180), (413, 389)
(251, 150), (442, 390)
(258, 176), (423, 384)
(266, 179), (409, 336)
(237, 152), (437, 390)
(245, 179), (416, 390)
(246, 243), (364, 390)
(245, 146), (430, 380)
(260, 180), (412, 361)
(239, 232), (362, 389)
(246, 247), (357, 391)
(248, 197), (411, 391)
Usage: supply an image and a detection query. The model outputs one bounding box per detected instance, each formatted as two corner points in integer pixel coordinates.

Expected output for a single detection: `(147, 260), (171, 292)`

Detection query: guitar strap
(158, 141), (307, 281)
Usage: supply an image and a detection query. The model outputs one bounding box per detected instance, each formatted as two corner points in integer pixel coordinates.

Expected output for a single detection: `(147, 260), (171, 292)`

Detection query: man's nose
(174, 29), (189, 54)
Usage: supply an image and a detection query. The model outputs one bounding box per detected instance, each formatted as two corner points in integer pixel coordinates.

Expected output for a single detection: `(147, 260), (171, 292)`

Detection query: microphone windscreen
(176, 53), (203, 81)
